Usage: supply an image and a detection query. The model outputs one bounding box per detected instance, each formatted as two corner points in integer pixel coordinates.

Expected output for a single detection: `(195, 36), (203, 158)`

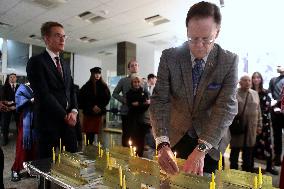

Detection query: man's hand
(183, 147), (205, 176)
(92, 105), (101, 113)
(158, 146), (179, 175)
(0, 101), (9, 112)
(132, 101), (139, 106)
(144, 99), (150, 105)
(64, 112), (77, 127)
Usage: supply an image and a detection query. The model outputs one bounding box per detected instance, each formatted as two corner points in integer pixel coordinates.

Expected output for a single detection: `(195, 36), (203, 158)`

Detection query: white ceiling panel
(0, 0), (225, 54)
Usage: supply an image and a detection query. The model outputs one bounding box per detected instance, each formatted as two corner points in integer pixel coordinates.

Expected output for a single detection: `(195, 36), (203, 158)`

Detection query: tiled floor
(1, 126), (283, 189)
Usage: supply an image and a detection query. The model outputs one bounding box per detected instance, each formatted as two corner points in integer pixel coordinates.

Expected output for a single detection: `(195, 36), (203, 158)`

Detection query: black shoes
(11, 171), (20, 182)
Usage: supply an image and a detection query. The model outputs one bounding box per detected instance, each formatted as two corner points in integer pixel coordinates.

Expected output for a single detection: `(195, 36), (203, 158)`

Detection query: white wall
(136, 41), (156, 78)
(73, 54), (102, 88)
(100, 54), (117, 82)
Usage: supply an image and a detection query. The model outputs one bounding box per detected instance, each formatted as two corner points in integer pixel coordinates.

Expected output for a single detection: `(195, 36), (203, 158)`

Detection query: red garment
(11, 113), (37, 172)
(82, 115), (102, 134)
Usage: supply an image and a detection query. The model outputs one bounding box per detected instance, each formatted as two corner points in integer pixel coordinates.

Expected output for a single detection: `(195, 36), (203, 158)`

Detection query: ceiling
(0, 0), (222, 56)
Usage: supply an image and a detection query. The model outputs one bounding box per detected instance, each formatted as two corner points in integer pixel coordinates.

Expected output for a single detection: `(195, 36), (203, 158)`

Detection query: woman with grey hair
(230, 74), (262, 172)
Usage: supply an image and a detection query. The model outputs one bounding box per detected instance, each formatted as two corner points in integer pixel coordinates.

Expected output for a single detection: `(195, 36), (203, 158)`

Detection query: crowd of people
(0, 1), (283, 189)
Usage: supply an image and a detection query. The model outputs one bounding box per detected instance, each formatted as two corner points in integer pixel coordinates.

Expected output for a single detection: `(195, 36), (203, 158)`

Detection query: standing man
(26, 21), (78, 159)
(150, 1), (238, 175)
(268, 65), (284, 166)
(112, 60), (146, 147)
(1, 73), (19, 146)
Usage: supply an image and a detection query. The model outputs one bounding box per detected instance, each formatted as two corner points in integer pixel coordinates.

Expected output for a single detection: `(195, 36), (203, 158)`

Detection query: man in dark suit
(26, 21), (78, 159)
(150, 2), (238, 175)
(1, 73), (19, 146)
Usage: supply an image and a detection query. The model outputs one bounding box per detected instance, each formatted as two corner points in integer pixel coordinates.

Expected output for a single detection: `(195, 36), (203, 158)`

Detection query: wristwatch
(196, 143), (209, 153)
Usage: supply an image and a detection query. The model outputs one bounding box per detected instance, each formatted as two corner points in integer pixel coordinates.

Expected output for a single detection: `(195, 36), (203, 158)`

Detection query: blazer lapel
(193, 45), (219, 113)
(179, 43), (194, 112)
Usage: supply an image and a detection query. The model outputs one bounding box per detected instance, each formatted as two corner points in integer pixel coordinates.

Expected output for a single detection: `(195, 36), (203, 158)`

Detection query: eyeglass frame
(50, 33), (68, 40)
(187, 36), (214, 45)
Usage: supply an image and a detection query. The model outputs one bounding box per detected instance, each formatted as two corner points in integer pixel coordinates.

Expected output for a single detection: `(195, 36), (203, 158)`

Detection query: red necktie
(55, 57), (63, 78)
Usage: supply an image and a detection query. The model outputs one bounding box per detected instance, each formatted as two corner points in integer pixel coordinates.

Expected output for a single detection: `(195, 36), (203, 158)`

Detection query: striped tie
(192, 59), (204, 96)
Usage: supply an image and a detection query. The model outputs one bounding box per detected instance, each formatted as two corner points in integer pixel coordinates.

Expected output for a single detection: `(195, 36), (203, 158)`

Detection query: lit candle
(129, 140), (133, 156)
(98, 142), (101, 156)
(258, 167), (263, 187)
(254, 176), (258, 189)
(218, 152), (222, 170)
(123, 174), (126, 189)
(119, 166), (122, 187)
(59, 138), (62, 152)
(52, 147), (55, 163)
(133, 146), (136, 157)
(84, 134), (87, 146)
(174, 151), (177, 160)
(63, 146), (65, 152)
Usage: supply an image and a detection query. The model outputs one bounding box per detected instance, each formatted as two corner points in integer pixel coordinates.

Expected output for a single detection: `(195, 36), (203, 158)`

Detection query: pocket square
(207, 83), (222, 90)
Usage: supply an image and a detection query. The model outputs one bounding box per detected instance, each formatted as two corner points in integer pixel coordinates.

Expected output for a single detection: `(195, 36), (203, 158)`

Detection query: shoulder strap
(240, 92), (249, 117)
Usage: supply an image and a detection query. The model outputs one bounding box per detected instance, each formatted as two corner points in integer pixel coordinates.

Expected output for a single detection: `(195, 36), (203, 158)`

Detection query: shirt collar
(46, 48), (59, 62)
(190, 52), (209, 68)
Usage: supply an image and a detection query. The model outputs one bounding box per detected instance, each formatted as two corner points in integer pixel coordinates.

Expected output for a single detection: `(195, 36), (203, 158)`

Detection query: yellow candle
(129, 140), (133, 156)
(106, 151), (110, 168)
(119, 166), (122, 187)
(98, 142), (101, 155)
(254, 176), (258, 189)
(101, 149), (104, 158)
(218, 152), (222, 170)
(84, 134), (87, 146)
(58, 153), (61, 164)
(63, 146), (65, 152)
(211, 172), (215, 183)
(59, 138), (62, 152)
(133, 146), (136, 157)
(258, 167), (263, 187)
(123, 175), (126, 189)
(209, 182), (212, 189)
(88, 140), (90, 145)
(52, 147), (55, 163)
(155, 143), (158, 157)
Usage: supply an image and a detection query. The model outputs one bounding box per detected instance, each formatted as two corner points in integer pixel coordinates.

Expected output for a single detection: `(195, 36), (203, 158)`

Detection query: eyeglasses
(52, 33), (68, 40)
(188, 37), (214, 45)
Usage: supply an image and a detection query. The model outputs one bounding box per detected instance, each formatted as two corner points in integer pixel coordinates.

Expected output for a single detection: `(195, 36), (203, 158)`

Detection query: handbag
(230, 92), (249, 135)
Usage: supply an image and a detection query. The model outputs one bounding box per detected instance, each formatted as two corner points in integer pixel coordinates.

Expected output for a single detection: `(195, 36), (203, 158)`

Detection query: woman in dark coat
(11, 83), (37, 182)
(126, 76), (150, 157)
(79, 67), (110, 145)
(280, 86), (284, 189)
(251, 72), (278, 175)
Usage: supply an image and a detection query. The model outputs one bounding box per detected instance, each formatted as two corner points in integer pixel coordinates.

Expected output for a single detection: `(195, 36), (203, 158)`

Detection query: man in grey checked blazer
(150, 1), (238, 175)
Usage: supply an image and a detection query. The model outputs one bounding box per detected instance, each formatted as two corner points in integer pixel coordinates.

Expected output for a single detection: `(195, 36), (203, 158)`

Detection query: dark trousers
(271, 111), (284, 156)
(86, 132), (95, 145)
(121, 115), (129, 147)
(38, 126), (78, 159)
(1, 111), (18, 140)
(0, 147), (4, 189)
(230, 147), (254, 172)
(172, 134), (218, 174)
